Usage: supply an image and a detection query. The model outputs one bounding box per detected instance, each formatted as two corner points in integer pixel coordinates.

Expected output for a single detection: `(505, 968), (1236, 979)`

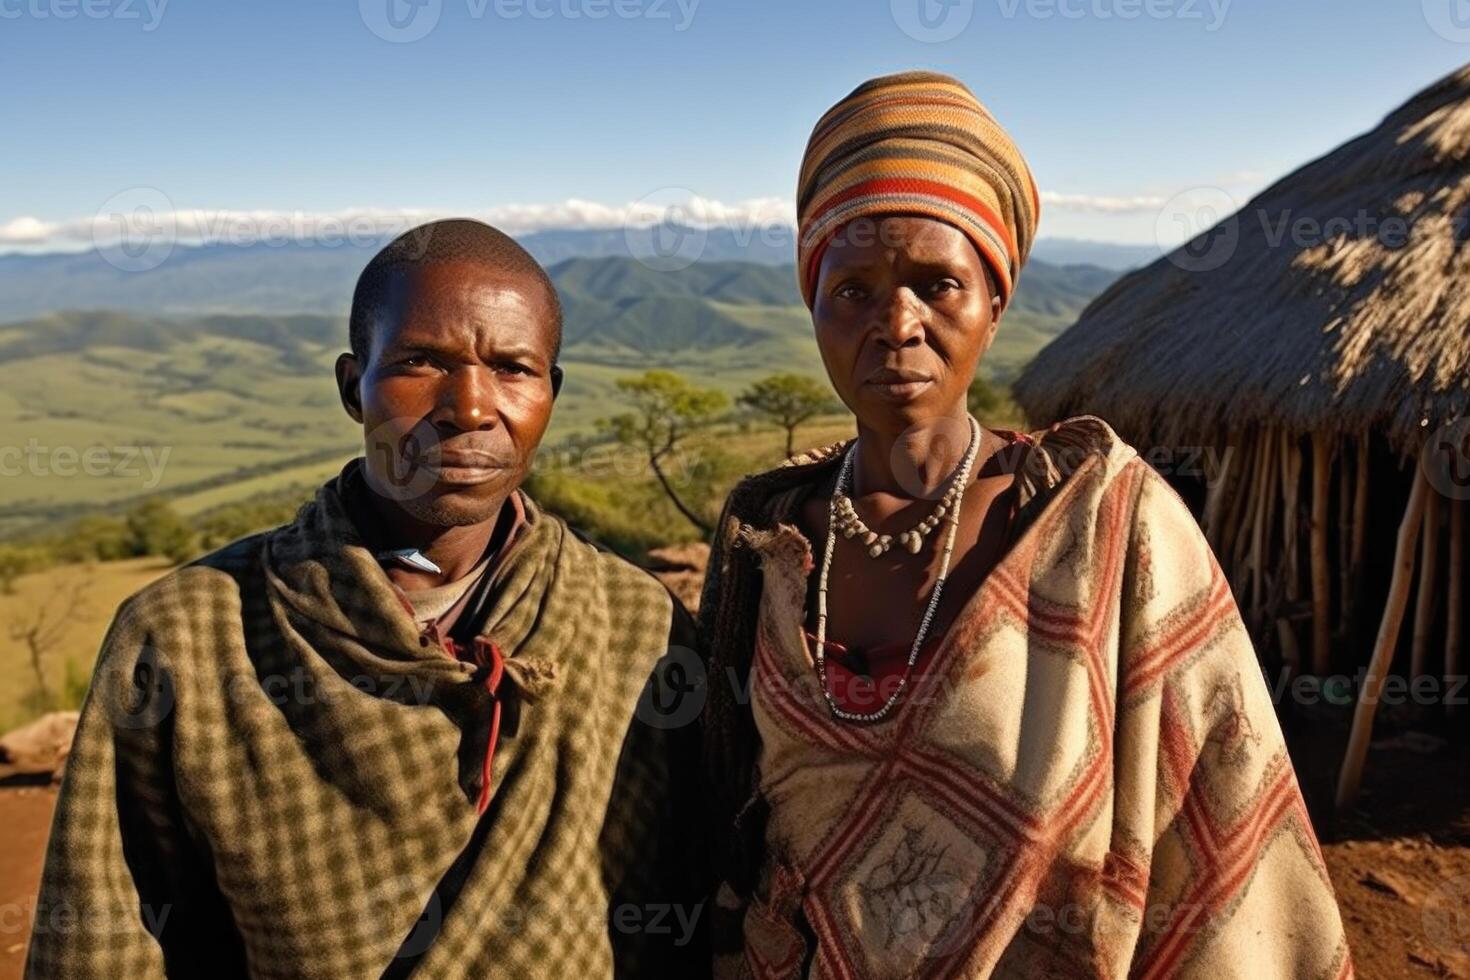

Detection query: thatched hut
(1014, 64), (1470, 809)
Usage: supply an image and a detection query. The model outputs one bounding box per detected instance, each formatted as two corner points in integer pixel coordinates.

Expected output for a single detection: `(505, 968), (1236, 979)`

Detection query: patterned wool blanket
(698, 416), (1352, 979)
(26, 462), (707, 979)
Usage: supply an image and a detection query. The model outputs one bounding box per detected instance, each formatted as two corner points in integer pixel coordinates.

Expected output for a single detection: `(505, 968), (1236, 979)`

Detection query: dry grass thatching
(1014, 64), (1470, 452)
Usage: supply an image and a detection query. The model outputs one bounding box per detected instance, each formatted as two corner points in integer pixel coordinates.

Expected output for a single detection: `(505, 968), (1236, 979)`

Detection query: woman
(698, 72), (1351, 979)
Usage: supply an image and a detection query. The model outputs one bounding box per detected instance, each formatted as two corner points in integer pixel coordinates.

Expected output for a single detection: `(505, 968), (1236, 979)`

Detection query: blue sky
(3, 0), (1468, 249)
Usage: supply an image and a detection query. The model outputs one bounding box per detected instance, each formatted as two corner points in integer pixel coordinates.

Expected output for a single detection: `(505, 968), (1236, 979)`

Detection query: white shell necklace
(813, 415), (982, 723)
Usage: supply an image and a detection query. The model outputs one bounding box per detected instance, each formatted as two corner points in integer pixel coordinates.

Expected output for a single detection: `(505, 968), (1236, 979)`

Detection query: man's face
(336, 259), (559, 527)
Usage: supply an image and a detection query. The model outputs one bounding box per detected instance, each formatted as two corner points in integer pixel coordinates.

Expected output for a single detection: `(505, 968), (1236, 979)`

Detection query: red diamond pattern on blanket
(726, 416), (1352, 979)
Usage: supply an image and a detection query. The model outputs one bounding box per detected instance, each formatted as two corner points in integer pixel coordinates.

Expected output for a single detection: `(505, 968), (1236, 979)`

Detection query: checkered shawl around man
(25, 463), (709, 979)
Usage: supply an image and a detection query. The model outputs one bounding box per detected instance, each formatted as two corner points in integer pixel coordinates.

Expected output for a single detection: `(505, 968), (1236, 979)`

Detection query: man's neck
(346, 483), (512, 591)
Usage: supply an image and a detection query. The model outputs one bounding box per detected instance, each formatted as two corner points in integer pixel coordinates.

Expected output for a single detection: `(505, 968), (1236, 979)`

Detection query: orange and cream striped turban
(796, 71), (1040, 312)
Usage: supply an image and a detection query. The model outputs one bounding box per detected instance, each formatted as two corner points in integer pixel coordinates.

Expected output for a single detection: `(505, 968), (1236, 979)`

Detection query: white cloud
(0, 196), (800, 251)
(1, 187), (1242, 253)
(1039, 191), (1168, 214)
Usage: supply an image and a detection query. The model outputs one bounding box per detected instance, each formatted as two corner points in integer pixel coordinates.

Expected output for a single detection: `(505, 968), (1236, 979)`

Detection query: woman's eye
(930, 279), (960, 296)
(835, 283), (867, 301)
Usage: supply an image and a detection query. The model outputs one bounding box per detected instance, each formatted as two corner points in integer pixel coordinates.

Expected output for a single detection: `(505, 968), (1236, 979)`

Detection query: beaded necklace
(813, 415), (982, 723)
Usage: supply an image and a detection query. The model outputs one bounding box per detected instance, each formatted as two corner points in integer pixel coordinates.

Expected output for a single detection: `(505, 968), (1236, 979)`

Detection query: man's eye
(930, 279), (961, 296)
(496, 362), (532, 376)
(399, 354), (429, 368)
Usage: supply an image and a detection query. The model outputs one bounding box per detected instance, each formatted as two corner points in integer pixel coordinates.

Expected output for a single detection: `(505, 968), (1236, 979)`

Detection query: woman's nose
(875, 289), (926, 348)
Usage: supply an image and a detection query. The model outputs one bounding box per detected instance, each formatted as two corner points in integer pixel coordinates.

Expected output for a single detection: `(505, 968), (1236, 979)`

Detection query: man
(26, 219), (708, 978)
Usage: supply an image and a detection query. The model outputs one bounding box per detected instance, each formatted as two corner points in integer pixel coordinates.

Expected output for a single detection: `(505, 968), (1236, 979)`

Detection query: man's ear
(550, 364), (564, 400)
(335, 352), (364, 424)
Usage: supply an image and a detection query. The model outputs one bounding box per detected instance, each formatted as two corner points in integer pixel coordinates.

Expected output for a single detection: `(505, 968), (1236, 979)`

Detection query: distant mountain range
(0, 255), (1115, 363)
(0, 239), (1122, 536)
(0, 228), (1146, 321)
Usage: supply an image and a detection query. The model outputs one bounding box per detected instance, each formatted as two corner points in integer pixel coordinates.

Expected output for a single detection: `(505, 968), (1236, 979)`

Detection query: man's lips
(411, 447), (515, 484)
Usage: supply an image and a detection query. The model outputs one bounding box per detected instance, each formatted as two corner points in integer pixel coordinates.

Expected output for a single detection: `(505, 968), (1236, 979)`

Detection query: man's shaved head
(349, 218), (562, 363)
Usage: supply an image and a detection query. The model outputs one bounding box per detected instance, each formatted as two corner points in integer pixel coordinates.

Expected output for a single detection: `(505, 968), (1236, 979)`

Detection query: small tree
(599, 370), (728, 534)
(58, 514), (131, 563)
(0, 545), (46, 595)
(8, 565), (92, 714)
(967, 375), (1007, 418)
(738, 373), (837, 458)
(124, 498), (196, 564)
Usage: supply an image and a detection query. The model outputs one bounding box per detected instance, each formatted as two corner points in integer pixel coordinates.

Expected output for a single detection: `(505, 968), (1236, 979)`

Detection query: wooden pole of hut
(1280, 431), (1302, 604)
(1410, 489), (1441, 681)
(1277, 431), (1304, 673)
(1251, 428), (1279, 627)
(1447, 498), (1464, 717)
(1221, 430), (1255, 556)
(1338, 439), (1353, 624)
(1346, 433), (1370, 632)
(1310, 436), (1333, 674)
(1336, 464), (1430, 809)
(1203, 432), (1238, 547)
(1230, 433), (1264, 592)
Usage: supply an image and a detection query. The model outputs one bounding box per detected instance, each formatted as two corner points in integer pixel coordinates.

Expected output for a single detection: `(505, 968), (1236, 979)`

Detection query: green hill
(0, 256), (1117, 538)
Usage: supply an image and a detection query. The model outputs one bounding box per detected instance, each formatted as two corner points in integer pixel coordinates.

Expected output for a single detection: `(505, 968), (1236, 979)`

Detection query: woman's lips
(867, 379), (933, 401)
(865, 369), (934, 401)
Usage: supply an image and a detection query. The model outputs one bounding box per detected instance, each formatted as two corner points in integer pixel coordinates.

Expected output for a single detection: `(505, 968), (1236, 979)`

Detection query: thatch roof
(1014, 64), (1470, 452)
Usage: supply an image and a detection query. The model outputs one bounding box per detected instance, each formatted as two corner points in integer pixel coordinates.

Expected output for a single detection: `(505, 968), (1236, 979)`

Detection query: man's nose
(431, 366), (499, 432)
(875, 288), (926, 349)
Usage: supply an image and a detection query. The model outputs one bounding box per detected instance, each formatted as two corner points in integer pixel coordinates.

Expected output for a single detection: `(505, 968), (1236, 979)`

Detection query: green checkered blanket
(26, 464), (708, 978)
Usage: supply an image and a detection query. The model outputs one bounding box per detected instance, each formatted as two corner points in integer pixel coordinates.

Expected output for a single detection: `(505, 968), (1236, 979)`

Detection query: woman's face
(811, 215), (1001, 435)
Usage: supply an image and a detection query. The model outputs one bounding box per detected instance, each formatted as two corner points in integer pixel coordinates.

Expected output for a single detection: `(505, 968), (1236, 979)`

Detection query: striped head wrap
(796, 71), (1040, 312)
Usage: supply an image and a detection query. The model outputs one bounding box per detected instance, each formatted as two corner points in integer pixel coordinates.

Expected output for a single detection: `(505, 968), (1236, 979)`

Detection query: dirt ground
(0, 785), (57, 980)
(2, 744), (1467, 980)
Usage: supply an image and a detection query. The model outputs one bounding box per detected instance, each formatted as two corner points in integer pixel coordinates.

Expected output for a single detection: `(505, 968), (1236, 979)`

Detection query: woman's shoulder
(998, 414), (1148, 532)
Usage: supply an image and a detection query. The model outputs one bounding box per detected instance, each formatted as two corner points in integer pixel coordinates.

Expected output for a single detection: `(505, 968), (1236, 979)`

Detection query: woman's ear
(335, 353), (364, 424)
